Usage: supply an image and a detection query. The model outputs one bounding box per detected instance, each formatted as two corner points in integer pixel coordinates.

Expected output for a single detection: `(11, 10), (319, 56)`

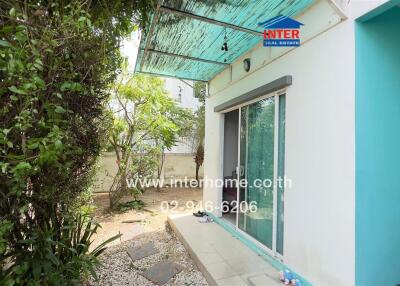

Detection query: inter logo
(258, 15), (304, 47)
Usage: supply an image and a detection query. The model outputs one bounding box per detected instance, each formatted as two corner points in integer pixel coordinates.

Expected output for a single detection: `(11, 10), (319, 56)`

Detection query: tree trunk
(195, 164), (200, 183)
(109, 168), (127, 210)
(156, 150), (165, 191)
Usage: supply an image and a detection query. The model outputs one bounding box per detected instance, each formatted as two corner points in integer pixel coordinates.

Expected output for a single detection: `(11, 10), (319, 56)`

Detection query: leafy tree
(194, 81), (207, 106)
(108, 74), (192, 208)
(0, 0), (154, 284)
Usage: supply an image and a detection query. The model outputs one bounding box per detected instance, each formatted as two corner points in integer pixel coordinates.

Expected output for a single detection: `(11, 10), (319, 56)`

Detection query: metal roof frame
(138, 70), (209, 83)
(142, 48), (229, 66)
(159, 5), (263, 36)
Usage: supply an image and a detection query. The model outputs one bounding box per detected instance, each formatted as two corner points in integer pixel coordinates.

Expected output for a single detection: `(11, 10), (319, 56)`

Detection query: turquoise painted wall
(356, 7), (400, 286)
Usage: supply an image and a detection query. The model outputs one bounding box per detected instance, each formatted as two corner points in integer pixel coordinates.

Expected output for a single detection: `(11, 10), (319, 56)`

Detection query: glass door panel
(238, 107), (247, 231)
(238, 97), (275, 249)
(276, 94), (286, 255)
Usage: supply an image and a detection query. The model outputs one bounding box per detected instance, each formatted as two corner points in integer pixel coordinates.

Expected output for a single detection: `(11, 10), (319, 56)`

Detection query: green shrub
(0, 0), (153, 284)
(1, 214), (120, 285)
(117, 200), (145, 213)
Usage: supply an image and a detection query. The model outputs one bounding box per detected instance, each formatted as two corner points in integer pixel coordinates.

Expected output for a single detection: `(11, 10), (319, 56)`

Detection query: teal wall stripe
(207, 212), (313, 286)
(356, 4), (400, 286)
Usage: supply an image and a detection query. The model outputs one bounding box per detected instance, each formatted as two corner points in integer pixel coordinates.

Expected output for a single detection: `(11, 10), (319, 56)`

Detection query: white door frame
(222, 88), (286, 259)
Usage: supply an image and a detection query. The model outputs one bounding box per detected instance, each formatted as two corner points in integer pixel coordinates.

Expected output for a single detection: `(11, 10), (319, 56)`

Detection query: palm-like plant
(193, 82), (206, 183)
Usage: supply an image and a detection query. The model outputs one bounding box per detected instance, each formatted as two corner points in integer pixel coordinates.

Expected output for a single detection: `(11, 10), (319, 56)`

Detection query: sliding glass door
(238, 97), (275, 248)
(237, 94), (285, 254)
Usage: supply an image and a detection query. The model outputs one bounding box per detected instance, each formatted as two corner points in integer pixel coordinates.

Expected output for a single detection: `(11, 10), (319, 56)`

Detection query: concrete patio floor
(168, 214), (282, 286)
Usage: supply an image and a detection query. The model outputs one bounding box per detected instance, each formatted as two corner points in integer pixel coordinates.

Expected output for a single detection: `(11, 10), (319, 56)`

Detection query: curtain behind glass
(239, 97), (275, 248)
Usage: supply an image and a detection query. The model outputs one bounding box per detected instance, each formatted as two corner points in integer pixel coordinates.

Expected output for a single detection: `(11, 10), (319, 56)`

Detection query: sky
(120, 31), (141, 72)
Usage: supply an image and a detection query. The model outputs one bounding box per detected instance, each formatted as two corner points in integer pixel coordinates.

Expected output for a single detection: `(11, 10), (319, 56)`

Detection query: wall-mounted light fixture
(243, 58), (251, 72)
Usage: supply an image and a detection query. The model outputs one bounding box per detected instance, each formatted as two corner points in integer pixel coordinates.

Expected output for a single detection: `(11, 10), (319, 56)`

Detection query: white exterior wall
(351, 0), (390, 19)
(203, 103), (224, 217)
(204, 1), (355, 285)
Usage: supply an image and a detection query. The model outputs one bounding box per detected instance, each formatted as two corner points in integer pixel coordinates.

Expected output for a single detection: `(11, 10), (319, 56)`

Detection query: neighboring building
(134, 1), (400, 286)
(164, 77), (199, 155)
(164, 78), (200, 110)
(162, 77), (203, 180)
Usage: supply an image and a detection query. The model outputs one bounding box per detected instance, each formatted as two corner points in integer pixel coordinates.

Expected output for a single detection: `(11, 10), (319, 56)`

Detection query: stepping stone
(142, 261), (184, 285)
(127, 242), (158, 261)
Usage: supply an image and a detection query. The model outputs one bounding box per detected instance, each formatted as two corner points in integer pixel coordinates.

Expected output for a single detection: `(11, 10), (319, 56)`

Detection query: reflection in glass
(239, 97), (275, 248)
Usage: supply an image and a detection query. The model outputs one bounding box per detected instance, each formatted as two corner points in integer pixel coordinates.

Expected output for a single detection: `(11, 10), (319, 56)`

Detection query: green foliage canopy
(108, 74), (193, 208)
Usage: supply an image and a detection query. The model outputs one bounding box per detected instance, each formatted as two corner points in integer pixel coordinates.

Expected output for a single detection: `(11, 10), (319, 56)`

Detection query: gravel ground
(87, 224), (208, 286)
(91, 189), (203, 249)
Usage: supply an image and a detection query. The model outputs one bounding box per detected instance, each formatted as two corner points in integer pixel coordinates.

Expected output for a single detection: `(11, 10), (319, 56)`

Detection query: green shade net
(135, 0), (315, 81)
